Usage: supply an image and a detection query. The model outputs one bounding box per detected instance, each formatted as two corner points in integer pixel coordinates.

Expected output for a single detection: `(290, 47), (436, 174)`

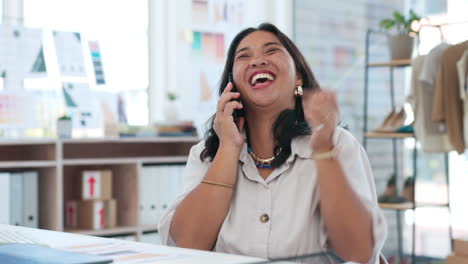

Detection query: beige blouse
(159, 127), (386, 264)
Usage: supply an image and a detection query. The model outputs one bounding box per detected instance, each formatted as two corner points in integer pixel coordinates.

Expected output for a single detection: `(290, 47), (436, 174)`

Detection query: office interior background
(0, 0), (468, 263)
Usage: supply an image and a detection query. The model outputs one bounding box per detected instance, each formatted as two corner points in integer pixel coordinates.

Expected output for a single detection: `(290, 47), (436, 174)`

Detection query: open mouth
(250, 72), (275, 89)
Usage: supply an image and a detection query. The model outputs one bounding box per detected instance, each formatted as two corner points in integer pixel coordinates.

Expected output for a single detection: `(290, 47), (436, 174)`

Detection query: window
(24, 0), (148, 125)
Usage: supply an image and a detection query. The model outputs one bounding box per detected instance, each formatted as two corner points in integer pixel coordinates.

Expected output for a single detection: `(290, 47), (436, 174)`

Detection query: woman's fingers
(217, 83), (241, 113)
(223, 100), (243, 117)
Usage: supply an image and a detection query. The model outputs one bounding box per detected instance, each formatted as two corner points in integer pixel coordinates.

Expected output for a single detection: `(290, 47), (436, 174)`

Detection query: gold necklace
(247, 147), (282, 168)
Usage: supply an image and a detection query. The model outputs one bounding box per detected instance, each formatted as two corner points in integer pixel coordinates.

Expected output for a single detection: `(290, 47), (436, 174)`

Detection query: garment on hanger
(408, 55), (453, 152)
(457, 50), (468, 148)
(419, 42), (451, 86)
(432, 41), (468, 154)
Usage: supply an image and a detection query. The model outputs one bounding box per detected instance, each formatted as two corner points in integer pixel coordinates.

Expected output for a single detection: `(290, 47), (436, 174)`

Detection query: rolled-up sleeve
(158, 141), (210, 246)
(318, 129), (387, 264)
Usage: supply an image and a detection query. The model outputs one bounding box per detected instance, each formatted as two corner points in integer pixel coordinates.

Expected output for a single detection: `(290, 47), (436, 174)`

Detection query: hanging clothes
(457, 50), (468, 148)
(408, 55), (453, 152)
(432, 40), (468, 154)
(419, 42), (450, 86)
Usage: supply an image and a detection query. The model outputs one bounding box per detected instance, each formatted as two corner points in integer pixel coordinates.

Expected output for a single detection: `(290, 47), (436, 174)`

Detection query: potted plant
(379, 9), (421, 60)
(57, 115), (72, 138)
(163, 92), (179, 121)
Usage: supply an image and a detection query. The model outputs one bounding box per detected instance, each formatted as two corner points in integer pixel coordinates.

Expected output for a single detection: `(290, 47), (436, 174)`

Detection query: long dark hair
(200, 23), (320, 167)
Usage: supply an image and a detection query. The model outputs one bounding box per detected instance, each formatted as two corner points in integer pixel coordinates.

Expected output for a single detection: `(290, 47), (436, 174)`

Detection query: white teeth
(251, 73), (274, 85)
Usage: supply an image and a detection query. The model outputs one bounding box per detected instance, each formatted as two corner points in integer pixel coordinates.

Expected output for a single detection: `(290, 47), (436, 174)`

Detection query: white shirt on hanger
(158, 127), (386, 264)
(457, 50), (468, 147)
(408, 56), (453, 152)
(419, 42), (450, 87)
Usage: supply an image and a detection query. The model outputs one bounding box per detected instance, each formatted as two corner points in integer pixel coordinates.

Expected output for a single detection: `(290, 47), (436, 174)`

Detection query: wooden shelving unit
(0, 137), (199, 237)
(363, 29), (452, 264)
(379, 202), (414, 210)
(379, 202), (450, 211)
(65, 224), (159, 237)
(365, 132), (415, 139)
(367, 59), (411, 67)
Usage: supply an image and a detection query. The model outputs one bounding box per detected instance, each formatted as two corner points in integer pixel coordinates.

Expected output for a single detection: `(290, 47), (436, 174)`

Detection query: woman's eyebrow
(235, 47), (249, 56)
(264, 42), (282, 47)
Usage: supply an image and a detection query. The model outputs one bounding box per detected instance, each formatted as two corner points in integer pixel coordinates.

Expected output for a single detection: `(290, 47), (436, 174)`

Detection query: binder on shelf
(139, 166), (157, 226)
(0, 173), (10, 224)
(158, 165), (170, 221)
(10, 173), (23, 226)
(22, 171), (38, 228)
(149, 165), (163, 225)
(138, 167), (147, 225)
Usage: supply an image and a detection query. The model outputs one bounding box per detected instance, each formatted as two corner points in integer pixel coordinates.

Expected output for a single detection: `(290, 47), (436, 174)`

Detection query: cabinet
(363, 30), (452, 263)
(0, 137), (198, 240)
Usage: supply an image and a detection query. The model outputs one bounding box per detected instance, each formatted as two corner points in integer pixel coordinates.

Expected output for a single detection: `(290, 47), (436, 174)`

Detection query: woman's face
(232, 30), (302, 111)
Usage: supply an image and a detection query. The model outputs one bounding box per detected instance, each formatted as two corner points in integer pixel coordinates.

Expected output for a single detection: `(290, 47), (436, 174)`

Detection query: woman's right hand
(213, 82), (246, 152)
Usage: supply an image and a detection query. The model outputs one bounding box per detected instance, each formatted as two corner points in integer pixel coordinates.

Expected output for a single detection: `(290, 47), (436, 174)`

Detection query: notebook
(0, 244), (113, 264)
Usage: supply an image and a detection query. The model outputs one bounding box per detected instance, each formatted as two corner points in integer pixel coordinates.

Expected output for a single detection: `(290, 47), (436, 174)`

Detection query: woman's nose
(250, 57), (268, 68)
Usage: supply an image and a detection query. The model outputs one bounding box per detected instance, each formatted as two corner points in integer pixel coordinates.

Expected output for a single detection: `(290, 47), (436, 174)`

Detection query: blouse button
(260, 214), (270, 223)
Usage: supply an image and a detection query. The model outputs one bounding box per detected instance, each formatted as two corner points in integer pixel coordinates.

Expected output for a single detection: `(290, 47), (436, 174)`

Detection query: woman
(159, 23), (386, 264)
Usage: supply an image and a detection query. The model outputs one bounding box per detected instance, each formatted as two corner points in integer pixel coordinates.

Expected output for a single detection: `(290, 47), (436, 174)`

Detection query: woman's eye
(267, 48), (278, 53)
(236, 54), (249, 59)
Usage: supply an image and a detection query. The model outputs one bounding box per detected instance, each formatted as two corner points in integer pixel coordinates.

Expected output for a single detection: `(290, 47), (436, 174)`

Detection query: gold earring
(295, 85), (303, 96)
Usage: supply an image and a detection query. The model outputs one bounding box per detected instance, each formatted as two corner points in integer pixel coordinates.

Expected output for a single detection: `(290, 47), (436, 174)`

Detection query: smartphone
(229, 72), (245, 122)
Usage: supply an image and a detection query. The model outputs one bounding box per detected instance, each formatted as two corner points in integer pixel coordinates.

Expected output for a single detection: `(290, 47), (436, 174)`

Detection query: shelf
(65, 225), (158, 236)
(0, 161), (57, 168)
(379, 202), (450, 210)
(367, 59), (411, 67)
(63, 156), (189, 166)
(365, 132), (414, 138)
(66, 226), (140, 236)
(0, 139), (56, 145)
(140, 225), (159, 233)
(60, 137), (200, 144)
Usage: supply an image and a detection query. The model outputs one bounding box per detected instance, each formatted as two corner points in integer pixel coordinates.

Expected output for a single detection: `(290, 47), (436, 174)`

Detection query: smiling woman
(158, 23), (387, 264)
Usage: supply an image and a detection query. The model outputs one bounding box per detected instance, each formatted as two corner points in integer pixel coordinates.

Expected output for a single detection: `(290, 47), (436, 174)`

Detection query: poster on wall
(191, 0), (244, 26)
(88, 41), (106, 85)
(191, 31), (225, 129)
(188, 0), (245, 134)
(0, 25), (47, 83)
(54, 31), (87, 77)
(0, 91), (36, 128)
(62, 82), (101, 129)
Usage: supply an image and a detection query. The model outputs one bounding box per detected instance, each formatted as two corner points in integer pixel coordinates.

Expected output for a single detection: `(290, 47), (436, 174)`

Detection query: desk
(0, 224), (264, 264)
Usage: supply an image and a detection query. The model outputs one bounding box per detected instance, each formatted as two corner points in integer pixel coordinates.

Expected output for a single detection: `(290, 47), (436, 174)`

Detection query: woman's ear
(295, 72), (303, 87)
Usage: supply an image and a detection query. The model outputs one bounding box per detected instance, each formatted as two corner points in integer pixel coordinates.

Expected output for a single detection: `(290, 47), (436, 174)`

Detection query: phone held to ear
(229, 72), (245, 122)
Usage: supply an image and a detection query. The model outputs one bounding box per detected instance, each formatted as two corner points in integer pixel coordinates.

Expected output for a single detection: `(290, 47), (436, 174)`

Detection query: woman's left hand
(302, 89), (340, 152)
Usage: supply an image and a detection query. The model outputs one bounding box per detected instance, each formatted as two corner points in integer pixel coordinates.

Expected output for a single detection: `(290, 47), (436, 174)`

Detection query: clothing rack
(418, 20), (468, 42)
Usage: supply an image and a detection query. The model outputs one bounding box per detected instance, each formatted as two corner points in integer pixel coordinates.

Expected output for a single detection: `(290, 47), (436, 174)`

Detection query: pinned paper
(54, 31), (86, 77)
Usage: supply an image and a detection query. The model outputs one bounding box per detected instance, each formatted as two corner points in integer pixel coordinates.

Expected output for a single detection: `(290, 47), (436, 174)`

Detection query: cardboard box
(104, 199), (117, 228)
(65, 200), (78, 228)
(454, 239), (468, 257)
(80, 170), (112, 200)
(446, 254), (468, 264)
(76, 199), (117, 230)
